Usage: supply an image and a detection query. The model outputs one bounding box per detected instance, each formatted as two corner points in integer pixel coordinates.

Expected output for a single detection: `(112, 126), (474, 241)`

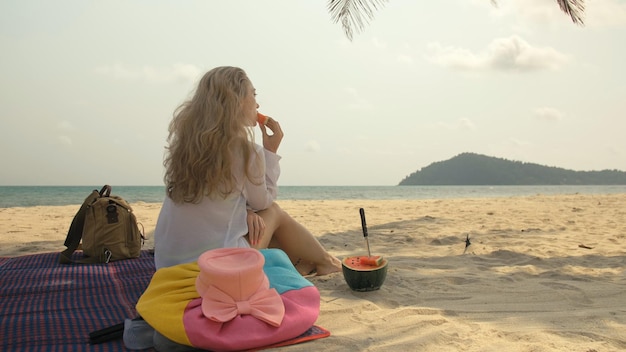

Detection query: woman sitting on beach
(153, 66), (341, 276)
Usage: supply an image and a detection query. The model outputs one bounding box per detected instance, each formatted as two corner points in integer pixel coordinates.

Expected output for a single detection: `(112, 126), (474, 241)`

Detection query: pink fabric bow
(201, 284), (285, 327)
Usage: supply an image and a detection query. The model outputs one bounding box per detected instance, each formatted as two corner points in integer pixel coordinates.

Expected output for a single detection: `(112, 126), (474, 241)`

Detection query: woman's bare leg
(252, 202), (341, 276)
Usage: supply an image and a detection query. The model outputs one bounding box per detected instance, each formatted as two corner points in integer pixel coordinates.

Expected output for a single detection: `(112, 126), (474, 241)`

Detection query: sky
(1, 0), (625, 186)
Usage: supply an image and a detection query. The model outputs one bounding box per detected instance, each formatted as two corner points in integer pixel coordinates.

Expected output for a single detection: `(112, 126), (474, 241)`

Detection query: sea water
(1, 185), (625, 208)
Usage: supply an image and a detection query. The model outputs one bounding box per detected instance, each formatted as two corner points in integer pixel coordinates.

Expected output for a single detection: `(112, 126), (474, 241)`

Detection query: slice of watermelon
(257, 112), (269, 125)
(343, 255), (386, 269)
(360, 255), (384, 266)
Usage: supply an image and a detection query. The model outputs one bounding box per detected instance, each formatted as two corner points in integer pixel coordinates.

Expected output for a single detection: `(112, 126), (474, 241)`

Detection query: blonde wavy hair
(164, 66), (260, 203)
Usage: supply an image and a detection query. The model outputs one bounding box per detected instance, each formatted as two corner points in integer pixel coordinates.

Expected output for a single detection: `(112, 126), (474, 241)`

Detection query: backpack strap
(88, 322), (125, 344)
(99, 184), (112, 197)
(59, 185), (110, 264)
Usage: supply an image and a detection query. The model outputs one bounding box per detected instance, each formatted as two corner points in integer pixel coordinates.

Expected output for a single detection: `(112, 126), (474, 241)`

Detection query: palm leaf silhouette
(328, 0), (585, 40)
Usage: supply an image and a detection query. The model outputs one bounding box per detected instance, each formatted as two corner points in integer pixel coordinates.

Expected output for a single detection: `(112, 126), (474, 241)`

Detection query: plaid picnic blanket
(0, 251), (155, 352)
(0, 251), (330, 352)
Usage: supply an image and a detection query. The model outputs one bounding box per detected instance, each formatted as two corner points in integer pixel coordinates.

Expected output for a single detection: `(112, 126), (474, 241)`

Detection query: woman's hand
(260, 117), (283, 153)
(246, 209), (266, 246)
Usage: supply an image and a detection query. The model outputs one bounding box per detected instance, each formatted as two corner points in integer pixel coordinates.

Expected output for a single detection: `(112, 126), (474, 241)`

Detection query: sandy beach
(1, 194), (625, 351)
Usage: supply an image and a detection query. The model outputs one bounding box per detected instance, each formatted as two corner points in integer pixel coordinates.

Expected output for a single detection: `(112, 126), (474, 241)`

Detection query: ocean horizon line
(2, 185), (626, 208)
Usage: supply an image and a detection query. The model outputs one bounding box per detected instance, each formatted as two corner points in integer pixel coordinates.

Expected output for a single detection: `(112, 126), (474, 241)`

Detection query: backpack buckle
(104, 249), (112, 263)
(106, 202), (119, 224)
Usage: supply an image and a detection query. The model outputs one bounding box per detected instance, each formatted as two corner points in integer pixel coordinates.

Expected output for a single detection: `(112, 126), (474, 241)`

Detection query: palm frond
(329, 0), (585, 41)
(556, 0), (585, 25)
(327, 0), (388, 41)
(492, 0), (585, 25)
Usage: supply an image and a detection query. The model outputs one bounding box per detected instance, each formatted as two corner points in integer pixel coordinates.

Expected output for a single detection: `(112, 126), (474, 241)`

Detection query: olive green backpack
(60, 185), (144, 264)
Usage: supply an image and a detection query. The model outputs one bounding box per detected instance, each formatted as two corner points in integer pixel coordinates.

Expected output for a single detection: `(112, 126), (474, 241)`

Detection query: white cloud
(438, 118), (477, 130)
(337, 147), (353, 155)
(533, 107), (565, 121)
(343, 87), (372, 110)
(480, 0), (577, 26)
(509, 137), (531, 147)
(95, 63), (201, 83)
(426, 43), (483, 70)
(95, 63), (140, 80)
(586, 0), (626, 26)
(427, 35), (568, 71)
(481, 0), (626, 28)
(396, 54), (413, 64)
(57, 135), (72, 146)
(305, 140), (321, 152)
(57, 120), (75, 131)
(488, 36), (568, 70)
(56, 121), (74, 146)
(605, 144), (621, 156)
(459, 118), (477, 130)
(512, 0), (570, 24)
(371, 37), (387, 49)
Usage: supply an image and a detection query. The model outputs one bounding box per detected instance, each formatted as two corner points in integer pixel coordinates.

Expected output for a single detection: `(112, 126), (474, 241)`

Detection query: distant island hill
(399, 153), (626, 185)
